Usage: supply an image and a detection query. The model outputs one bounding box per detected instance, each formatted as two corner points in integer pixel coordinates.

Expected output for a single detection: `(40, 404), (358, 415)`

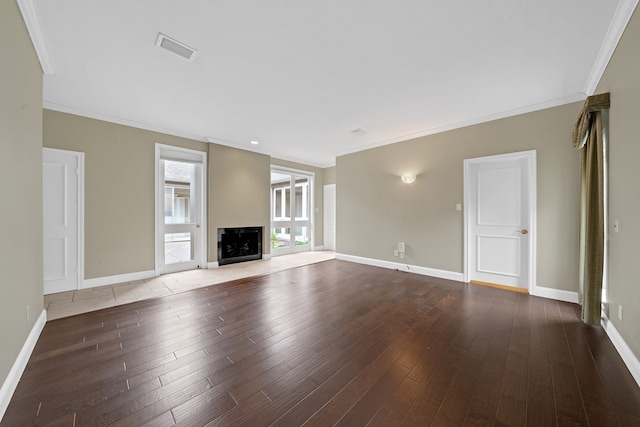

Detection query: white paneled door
(43, 148), (83, 295)
(465, 151), (536, 291)
(323, 184), (336, 251)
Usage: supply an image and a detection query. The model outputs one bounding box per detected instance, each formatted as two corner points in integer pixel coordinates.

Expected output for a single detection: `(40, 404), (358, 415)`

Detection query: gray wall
(0, 0), (44, 389)
(337, 102), (582, 292)
(596, 6), (640, 359)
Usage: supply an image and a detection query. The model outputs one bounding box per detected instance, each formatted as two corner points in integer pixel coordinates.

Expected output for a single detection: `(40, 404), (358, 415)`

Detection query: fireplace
(217, 227), (263, 265)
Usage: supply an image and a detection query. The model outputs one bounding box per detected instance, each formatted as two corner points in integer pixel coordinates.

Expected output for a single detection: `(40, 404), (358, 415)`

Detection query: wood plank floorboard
(2, 259), (640, 426)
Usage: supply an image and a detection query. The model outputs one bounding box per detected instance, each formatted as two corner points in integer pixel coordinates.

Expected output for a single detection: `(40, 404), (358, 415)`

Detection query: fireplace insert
(217, 227), (263, 265)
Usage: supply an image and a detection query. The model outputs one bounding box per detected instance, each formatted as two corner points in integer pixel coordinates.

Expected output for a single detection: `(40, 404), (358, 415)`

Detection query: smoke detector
(156, 33), (197, 61)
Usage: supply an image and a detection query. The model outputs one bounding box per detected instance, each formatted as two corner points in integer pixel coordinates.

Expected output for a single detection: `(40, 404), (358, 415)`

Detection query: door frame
(270, 166), (315, 256)
(323, 184), (336, 251)
(155, 144), (207, 275)
(42, 147), (85, 292)
(463, 150), (537, 293)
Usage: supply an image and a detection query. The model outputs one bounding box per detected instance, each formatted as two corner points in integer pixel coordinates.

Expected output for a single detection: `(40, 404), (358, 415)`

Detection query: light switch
(456, 203), (462, 211)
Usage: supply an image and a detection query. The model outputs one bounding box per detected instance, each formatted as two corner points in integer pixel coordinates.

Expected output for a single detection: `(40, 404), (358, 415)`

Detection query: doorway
(42, 148), (84, 294)
(156, 145), (207, 274)
(464, 150), (536, 291)
(270, 167), (313, 256)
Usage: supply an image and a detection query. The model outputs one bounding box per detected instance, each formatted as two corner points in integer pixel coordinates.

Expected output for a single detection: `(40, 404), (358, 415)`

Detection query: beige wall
(324, 166), (336, 185)
(596, 7), (640, 358)
(44, 110), (208, 278)
(337, 102), (582, 292)
(209, 145), (271, 260)
(271, 158), (326, 247)
(0, 0), (44, 388)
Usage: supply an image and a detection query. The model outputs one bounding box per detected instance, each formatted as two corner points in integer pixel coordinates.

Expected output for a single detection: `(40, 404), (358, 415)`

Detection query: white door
(270, 168), (314, 256)
(464, 150), (536, 291)
(323, 184), (336, 251)
(156, 145), (207, 274)
(43, 148), (83, 294)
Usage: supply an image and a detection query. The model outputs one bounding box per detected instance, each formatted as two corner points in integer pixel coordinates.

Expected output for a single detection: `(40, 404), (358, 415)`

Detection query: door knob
(520, 229), (528, 234)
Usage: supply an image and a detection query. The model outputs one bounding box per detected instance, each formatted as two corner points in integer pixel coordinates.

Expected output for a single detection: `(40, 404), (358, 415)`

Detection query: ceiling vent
(156, 33), (197, 61)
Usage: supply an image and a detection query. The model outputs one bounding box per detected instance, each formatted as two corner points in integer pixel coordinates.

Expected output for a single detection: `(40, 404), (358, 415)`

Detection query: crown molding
(16, 0), (55, 75)
(205, 137), (333, 169)
(334, 92), (587, 159)
(584, 0), (639, 94)
(43, 101), (208, 142)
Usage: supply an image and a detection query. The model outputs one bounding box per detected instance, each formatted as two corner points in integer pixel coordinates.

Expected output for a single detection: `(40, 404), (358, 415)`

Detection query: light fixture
(250, 140), (260, 145)
(156, 33), (197, 61)
(401, 174), (416, 184)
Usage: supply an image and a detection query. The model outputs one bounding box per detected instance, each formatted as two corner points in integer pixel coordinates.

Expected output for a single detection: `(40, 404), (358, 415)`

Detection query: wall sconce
(401, 173), (416, 184)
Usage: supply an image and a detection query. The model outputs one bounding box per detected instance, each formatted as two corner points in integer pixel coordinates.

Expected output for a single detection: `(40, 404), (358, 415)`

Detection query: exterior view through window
(270, 169), (312, 255)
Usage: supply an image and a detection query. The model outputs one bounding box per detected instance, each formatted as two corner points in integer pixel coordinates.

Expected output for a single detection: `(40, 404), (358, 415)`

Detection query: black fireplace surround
(217, 227), (263, 266)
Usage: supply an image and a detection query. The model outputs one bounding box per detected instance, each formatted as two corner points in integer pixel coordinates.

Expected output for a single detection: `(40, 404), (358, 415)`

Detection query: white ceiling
(28, 0), (636, 167)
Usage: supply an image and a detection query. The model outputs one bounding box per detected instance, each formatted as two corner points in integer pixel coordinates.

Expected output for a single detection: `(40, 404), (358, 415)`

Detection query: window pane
(295, 227), (309, 246)
(165, 232), (193, 264)
(271, 227), (291, 249)
(164, 160), (193, 224)
(294, 178), (309, 220)
(284, 188), (291, 219)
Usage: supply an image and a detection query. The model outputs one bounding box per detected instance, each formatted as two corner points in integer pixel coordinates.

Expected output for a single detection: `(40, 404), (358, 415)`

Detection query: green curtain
(572, 93), (609, 324)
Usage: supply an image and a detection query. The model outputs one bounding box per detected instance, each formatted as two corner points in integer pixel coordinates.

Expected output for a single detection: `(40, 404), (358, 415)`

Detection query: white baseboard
(602, 314), (640, 388)
(82, 270), (156, 289)
(313, 246), (324, 251)
(262, 254), (272, 261)
(335, 253), (464, 282)
(0, 309), (46, 421)
(207, 262), (219, 269)
(531, 285), (579, 304)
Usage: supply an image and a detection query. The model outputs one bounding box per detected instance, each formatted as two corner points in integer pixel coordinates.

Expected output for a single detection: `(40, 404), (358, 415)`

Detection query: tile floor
(44, 251), (335, 320)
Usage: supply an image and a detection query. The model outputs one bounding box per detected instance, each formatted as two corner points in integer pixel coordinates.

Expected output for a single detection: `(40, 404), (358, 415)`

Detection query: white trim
(208, 137), (332, 168)
(602, 314), (640, 388)
(584, 0), (640, 95)
(463, 150), (537, 293)
(530, 286), (579, 304)
(16, 0), (55, 75)
(208, 262), (219, 269)
(313, 246), (325, 251)
(336, 253), (465, 282)
(333, 94), (586, 159)
(262, 253), (272, 261)
(82, 270), (156, 289)
(0, 309), (46, 421)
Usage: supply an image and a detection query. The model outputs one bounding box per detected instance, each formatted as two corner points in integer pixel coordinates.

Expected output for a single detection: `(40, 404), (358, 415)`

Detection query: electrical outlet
(619, 305), (623, 321)
(394, 249), (399, 257)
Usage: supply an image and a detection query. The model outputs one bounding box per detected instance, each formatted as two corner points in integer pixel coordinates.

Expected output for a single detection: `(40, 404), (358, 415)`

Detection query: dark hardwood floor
(3, 260), (640, 426)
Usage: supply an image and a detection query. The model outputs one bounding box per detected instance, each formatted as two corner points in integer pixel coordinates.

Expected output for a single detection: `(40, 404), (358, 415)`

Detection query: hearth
(217, 226), (263, 265)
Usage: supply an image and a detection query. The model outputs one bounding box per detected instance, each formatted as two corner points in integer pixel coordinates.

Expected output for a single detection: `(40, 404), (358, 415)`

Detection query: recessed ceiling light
(250, 140), (260, 145)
